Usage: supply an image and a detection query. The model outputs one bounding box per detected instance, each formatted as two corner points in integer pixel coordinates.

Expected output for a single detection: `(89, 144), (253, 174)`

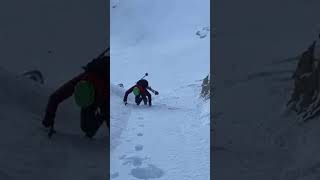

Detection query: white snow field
(213, 0), (320, 179)
(110, 0), (210, 179)
(0, 0), (109, 179)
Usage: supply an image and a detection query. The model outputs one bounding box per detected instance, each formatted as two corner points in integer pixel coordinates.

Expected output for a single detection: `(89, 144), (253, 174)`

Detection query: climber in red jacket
(123, 79), (159, 106)
(42, 54), (109, 138)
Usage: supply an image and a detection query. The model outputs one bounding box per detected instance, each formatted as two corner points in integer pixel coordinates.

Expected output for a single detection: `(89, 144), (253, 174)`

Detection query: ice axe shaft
(147, 87), (158, 95)
(96, 47), (110, 59)
(140, 73), (148, 80)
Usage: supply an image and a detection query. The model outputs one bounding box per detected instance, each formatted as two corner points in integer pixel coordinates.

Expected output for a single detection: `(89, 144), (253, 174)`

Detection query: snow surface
(0, 1), (109, 179)
(0, 68), (108, 180)
(213, 0), (320, 179)
(110, 0), (210, 179)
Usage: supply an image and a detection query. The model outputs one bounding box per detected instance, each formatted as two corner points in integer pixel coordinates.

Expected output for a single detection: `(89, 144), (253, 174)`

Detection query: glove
(42, 114), (54, 128)
(155, 91), (159, 95)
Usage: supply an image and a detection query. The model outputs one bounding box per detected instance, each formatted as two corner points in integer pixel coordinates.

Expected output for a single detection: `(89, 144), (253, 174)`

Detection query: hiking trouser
(135, 94), (147, 105)
(80, 104), (107, 137)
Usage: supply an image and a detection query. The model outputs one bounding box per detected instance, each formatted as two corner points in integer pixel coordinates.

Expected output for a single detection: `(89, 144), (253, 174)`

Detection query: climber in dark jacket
(123, 79), (159, 106)
(42, 55), (109, 138)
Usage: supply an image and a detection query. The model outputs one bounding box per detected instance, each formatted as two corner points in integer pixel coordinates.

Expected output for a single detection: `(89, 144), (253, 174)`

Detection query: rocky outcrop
(287, 40), (320, 121)
(196, 27), (210, 39)
(22, 70), (44, 84)
(201, 75), (210, 100)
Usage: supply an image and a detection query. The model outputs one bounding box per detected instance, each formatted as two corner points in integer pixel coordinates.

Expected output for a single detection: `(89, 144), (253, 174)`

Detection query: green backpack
(133, 86), (140, 96)
(74, 81), (95, 108)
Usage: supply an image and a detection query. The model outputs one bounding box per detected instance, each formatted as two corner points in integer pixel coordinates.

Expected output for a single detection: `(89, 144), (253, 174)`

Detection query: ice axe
(130, 73), (148, 91)
(140, 73), (148, 80)
(82, 47), (109, 70)
(138, 73), (159, 95)
(96, 47), (110, 59)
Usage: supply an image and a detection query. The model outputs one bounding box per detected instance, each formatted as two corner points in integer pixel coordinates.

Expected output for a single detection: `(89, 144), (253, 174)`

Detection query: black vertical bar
(106, 0), (110, 179)
(210, 0), (215, 179)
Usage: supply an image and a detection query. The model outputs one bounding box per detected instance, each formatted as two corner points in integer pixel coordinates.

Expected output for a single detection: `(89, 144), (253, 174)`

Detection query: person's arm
(43, 72), (86, 128)
(123, 86), (135, 103)
(147, 86), (159, 95)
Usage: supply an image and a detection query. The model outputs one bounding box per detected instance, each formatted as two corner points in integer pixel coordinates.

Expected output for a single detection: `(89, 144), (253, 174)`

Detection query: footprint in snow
(168, 107), (179, 110)
(137, 132), (143, 136)
(139, 124), (144, 127)
(120, 155), (148, 167)
(135, 144), (143, 151)
(130, 164), (165, 179)
(111, 172), (119, 179)
(138, 117), (144, 120)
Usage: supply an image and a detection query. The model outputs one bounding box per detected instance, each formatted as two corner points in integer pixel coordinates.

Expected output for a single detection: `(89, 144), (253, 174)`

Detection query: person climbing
(42, 48), (109, 138)
(123, 78), (159, 106)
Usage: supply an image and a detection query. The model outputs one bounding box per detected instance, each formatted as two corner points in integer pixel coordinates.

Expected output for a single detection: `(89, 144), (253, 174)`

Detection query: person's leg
(100, 102), (109, 128)
(135, 95), (143, 105)
(80, 104), (102, 138)
(141, 94), (147, 105)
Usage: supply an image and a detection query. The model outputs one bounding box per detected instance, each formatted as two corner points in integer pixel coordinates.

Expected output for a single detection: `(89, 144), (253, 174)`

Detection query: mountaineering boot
(135, 95), (143, 105)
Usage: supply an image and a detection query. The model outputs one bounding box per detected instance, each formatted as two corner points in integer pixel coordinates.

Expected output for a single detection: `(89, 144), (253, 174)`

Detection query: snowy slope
(110, 0), (210, 179)
(0, 68), (108, 180)
(212, 1), (320, 179)
(111, 84), (209, 180)
(0, 1), (109, 179)
(110, 0), (210, 89)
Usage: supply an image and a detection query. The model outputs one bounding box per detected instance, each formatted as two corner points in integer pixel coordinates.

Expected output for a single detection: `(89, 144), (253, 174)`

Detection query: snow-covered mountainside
(0, 68), (108, 180)
(213, 0), (320, 179)
(0, 1), (109, 179)
(110, 0), (210, 179)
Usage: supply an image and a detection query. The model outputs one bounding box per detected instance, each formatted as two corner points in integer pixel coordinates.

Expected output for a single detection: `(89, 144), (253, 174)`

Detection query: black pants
(80, 104), (108, 137)
(135, 94), (147, 105)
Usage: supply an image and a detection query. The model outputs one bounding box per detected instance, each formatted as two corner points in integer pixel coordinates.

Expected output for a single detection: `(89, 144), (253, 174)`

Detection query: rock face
(201, 75), (210, 100)
(288, 40), (320, 121)
(22, 70), (45, 84)
(196, 27), (210, 39)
